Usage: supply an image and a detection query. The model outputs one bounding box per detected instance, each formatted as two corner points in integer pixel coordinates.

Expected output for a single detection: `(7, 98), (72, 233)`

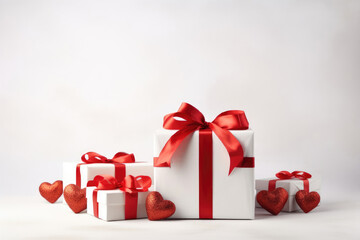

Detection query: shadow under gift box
(255, 177), (322, 212)
(154, 129), (255, 219)
(86, 186), (154, 221)
(62, 162), (154, 204)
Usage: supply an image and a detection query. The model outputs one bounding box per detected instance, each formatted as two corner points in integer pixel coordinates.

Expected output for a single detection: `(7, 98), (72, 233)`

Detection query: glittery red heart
(295, 190), (320, 213)
(39, 180), (63, 203)
(63, 184), (87, 213)
(256, 187), (289, 215)
(146, 191), (176, 220)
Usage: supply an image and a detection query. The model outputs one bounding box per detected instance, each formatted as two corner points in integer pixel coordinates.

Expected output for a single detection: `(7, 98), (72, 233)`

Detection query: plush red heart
(295, 190), (320, 213)
(39, 180), (63, 203)
(256, 187), (289, 215)
(63, 184), (87, 213)
(146, 191), (176, 220)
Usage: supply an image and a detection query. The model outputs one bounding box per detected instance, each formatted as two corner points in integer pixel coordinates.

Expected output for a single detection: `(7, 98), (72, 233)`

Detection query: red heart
(63, 184), (87, 213)
(295, 190), (320, 213)
(256, 187), (289, 215)
(39, 180), (63, 203)
(146, 191), (176, 220)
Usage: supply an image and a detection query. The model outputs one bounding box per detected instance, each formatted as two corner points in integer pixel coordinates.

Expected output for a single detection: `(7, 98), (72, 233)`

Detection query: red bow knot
(87, 175), (152, 194)
(154, 102), (249, 175)
(81, 152), (135, 164)
(276, 171), (312, 180)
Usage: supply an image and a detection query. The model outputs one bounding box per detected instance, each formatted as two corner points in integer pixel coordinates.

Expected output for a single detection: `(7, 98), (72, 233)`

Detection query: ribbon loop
(81, 152), (108, 163)
(212, 110), (249, 130)
(81, 152), (135, 164)
(119, 175), (152, 194)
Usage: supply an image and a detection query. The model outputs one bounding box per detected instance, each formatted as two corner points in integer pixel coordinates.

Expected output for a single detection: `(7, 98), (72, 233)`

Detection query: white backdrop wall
(0, 0), (359, 197)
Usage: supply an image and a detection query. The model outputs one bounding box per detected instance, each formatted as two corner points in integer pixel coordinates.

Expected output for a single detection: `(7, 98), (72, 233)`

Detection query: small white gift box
(86, 175), (153, 221)
(255, 175), (321, 212)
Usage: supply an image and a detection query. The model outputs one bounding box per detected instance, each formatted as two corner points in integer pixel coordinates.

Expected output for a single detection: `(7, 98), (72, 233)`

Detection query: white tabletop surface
(0, 193), (359, 240)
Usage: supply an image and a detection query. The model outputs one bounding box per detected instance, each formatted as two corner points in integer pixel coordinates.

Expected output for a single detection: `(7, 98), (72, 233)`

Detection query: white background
(0, 0), (359, 239)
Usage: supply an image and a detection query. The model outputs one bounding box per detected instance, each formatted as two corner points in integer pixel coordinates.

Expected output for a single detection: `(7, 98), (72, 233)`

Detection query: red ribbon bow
(276, 171), (312, 180)
(88, 174), (152, 193)
(268, 171), (312, 192)
(81, 152), (135, 164)
(154, 102), (249, 175)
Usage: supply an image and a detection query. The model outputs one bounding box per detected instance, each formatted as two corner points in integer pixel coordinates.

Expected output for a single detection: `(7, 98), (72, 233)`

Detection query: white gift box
(154, 129), (255, 219)
(255, 176), (321, 212)
(86, 186), (153, 221)
(62, 162), (153, 203)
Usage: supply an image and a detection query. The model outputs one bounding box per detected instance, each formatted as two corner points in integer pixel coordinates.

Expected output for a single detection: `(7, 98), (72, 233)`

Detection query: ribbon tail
(209, 123), (244, 175)
(154, 125), (199, 167)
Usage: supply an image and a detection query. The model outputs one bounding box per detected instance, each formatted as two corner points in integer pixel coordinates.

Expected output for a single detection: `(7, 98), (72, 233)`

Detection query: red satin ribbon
(76, 152), (135, 187)
(88, 174), (151, 219)
(153, 102), (254, 219)
(268, 171), (312, 192)
(199, 129), (213, 219)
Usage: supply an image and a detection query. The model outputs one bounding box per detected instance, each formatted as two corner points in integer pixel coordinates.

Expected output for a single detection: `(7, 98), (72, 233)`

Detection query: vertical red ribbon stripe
(303, 179), (309, 192)
(199, 129), (213, 219)
(76, 163), (85, 187)
(93, 189), (99, 218)
(268, 179), (279, 191)
(125, 193), (138, 219)
(76, 163), (126, 187)
(114, 163), (126, 185)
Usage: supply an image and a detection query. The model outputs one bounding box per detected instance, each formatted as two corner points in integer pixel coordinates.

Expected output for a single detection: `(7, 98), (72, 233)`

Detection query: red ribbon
(154, 102), (254, 219)
(88, 174), (151, 219)
(268, 171), (312, 192)
(76, 152), (135, 187)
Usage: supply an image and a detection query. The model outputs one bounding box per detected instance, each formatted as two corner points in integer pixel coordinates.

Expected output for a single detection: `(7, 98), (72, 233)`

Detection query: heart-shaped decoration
(146, 191), (176, 220)
(256, 187), (289, 215)
(39, 180), (63, 203)
(63, 184), (87, 213)
(295, 190), (320, 213)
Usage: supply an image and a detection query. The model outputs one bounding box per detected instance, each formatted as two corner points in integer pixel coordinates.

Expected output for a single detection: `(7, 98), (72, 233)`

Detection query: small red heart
(63, 184), (87, 213)
(146, 191), (176, 220)
(39, 180), (63, 203)
(256, 187), (289, 215)
(295, 190), (320, 213)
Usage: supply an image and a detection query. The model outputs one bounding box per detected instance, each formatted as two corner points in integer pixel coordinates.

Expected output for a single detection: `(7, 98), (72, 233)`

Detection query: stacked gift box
(62, 152), (154, 220)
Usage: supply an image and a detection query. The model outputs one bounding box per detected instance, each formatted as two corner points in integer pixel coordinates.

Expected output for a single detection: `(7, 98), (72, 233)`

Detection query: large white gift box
(154, 129), (255, 219)
(255, 176), (321, 212)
